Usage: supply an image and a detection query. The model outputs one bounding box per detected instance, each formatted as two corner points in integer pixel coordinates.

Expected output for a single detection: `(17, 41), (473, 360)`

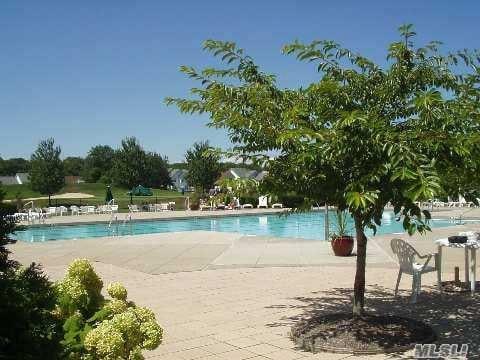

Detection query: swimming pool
(14, 211), (465, 242)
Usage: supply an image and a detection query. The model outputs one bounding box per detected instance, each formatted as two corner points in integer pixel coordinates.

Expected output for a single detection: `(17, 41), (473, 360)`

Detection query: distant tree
(112, 137), (149, 189)
(169, 162), (188, 170)
(29, 138), (65, 206)
(0, 157), (30, 176)
(63, 157), (85, 176)
(83, 145), (115, 183)
(145, 152), (172, 188)
(185, 141), (221, 193)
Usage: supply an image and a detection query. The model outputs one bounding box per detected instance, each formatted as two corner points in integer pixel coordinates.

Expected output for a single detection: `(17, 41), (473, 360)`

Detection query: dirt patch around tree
(290, 312), (435, 355)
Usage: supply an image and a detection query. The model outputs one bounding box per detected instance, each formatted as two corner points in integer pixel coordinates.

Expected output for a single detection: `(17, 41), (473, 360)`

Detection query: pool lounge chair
(242, 203), (253, 209)
(56, 206), (68, 216)
(47, 207), (57, 217)
(257, 196), (268, 209)
(70, 205), (80, 215)
(96, 205), (106, 214)
(272, 203), (283, 209)
(390, 238), (441, 303)
(128, 204), (140, 213)
(14, 212), (29, 221)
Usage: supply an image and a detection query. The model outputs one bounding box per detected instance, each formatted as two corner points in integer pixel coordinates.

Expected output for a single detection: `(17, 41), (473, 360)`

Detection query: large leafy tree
(167, 25), (480, 315)
(82, 145), (115, 183)
(0, 157), (30, 176)
(145, 152), (172, 189)
(30, 138), (65, 206)
(112, 137), (149, 189)
(63, 156), (85, 177)
(185, 141), (222, 193)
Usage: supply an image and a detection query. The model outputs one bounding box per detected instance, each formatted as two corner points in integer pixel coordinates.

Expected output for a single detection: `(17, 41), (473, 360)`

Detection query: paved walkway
(39, 262), (480, 360)
(10, 231), (395, 274)
(9, 219), (480, 359)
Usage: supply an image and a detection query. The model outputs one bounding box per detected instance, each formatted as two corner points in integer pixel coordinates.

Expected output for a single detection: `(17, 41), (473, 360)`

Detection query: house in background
(222, 167), (268, 182)
(0, 172), (29, 185)
(169, 169), (189, 192)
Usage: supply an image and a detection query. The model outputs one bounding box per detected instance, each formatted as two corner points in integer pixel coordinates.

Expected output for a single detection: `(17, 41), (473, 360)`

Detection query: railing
(23, 201), (34, 210)
(108, 213), (119, 236)
(108, 212), (133, 237)
(450, 206), (476, 225)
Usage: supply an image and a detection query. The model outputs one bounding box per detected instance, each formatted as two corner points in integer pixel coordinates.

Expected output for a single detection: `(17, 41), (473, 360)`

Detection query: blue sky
(1, 1), (478, 162)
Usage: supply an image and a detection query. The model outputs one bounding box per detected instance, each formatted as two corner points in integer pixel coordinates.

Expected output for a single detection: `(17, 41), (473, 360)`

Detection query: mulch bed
(441, 281), (480, 293)
(290, 313), (436, 355)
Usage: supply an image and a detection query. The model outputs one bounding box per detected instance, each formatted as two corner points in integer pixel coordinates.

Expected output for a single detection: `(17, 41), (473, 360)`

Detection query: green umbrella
(105, 186), (114, 203)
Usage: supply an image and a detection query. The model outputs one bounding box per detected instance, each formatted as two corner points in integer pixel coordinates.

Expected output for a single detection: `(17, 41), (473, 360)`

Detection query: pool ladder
(449, 206), (476, 225)
(108, 213), (133, 237)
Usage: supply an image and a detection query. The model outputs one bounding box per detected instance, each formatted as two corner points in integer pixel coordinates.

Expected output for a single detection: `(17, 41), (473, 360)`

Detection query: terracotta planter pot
(331, 236), (354, 256)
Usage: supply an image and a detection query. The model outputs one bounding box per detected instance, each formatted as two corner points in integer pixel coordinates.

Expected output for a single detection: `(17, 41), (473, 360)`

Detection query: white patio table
(435, 237), (479, 294)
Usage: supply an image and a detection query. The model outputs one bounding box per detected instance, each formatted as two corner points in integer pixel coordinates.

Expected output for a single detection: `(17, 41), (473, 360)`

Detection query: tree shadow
(266, 285), (480, 358)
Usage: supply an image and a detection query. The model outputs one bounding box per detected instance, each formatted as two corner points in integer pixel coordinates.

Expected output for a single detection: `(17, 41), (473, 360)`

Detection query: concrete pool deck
(8, 213), (480, 359)
(22, 208), (286, 226)
(21, 206), (480, 227)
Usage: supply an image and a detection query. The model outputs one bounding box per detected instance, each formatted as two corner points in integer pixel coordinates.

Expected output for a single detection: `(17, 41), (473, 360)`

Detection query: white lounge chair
(232, 197), (241, 210)
(257, 196), (268, 209)
(128, 204), (140, 213)
(56, 206), (68, 216)
(242, 203), (253, 209)
(272, 203), (283, 209)
(390, 238), (442, 303)
(14, 212), (29, 221)
(70, 205), (80, 215)
(46, 207), (57, 217)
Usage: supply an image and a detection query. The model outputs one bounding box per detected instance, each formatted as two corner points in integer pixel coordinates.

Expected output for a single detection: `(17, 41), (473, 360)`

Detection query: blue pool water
(14, 211), (465, 243)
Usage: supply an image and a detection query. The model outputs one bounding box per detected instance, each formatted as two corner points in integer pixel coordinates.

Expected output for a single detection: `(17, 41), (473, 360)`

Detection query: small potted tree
(330, 210), (354, 256)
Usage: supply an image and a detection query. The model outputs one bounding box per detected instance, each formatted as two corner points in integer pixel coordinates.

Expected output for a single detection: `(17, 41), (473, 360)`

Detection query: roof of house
(0, 176), (19, 185)
(254, 171), (268, 181)
(169, 169), (188, 178)
(228, 167), (259, 179)
(16, 173), (29, 184)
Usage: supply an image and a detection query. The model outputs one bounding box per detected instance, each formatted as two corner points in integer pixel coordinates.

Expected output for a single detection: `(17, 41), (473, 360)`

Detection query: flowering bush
(56, 259), (163, 359)
(107, 282), (128, 301)
(56, 259), (103, 317)
(84, 307), (162, 359)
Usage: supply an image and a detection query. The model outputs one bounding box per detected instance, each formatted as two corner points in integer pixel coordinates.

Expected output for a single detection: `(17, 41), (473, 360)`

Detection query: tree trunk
(48, 194), (51, 207)
(353, 215), (367, 316)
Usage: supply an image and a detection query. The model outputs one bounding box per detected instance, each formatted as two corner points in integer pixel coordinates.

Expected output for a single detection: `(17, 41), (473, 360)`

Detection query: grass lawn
(2, 183), (186, 211)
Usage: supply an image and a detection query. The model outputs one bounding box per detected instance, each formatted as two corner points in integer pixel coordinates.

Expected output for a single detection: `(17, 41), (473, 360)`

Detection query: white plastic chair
(128, 204), (140, 212)
(390, 238), (442, 303)
(257, 196), (268, 208)
(56, 206), (68, 216)
(47, 207), (57, 217)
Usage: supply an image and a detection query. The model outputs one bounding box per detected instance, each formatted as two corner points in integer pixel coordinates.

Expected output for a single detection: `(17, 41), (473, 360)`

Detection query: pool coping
(21, 208), (289, 228)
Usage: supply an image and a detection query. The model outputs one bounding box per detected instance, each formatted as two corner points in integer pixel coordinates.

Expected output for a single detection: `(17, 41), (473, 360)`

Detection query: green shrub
(0, 184), (62, 359)
(0, 263), (63, 359)
(56, 259), (163, 359)
(275, 193), (305, 208)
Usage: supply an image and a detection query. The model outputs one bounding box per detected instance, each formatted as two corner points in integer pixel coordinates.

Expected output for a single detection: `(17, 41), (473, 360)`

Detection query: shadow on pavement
(266, 285), (480, 358)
